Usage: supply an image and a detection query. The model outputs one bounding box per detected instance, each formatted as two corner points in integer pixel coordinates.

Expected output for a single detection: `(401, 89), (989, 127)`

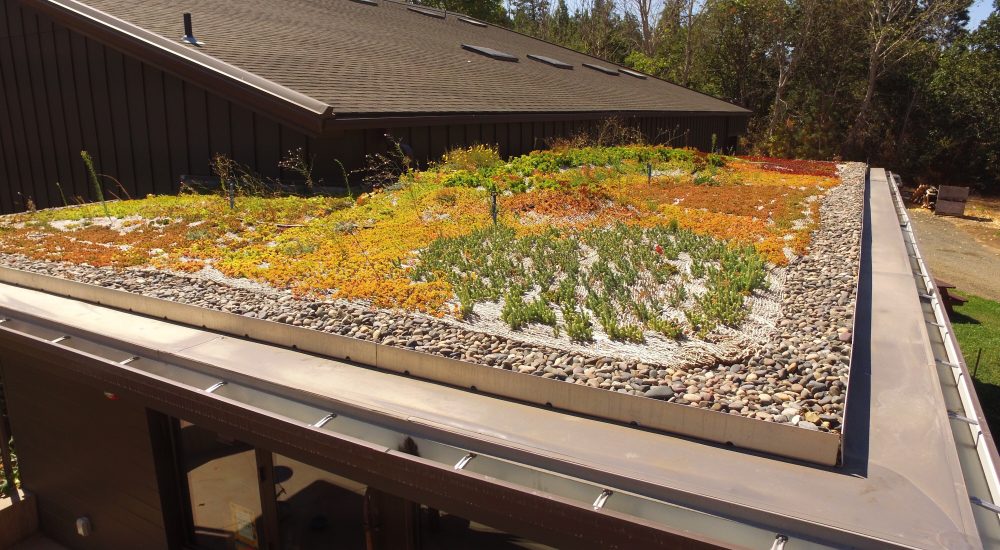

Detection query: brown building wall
(0, 0), (747, 214)
(0, 352), (170, 549)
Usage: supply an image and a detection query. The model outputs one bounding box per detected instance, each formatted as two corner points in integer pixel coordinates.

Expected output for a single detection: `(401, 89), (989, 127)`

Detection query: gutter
(887, 172), (1000, 541)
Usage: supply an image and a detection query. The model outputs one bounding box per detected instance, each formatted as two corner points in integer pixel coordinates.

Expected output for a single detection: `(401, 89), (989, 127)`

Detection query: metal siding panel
(69, 32), (101, 197)
(464, 123), (481, 146)
(447, 124), (464, 150)
(86, 38), (120, 185)
(24, 12), (64, 208)
(0, 4), (23, 212)
(104, 48), (138, 198)
(183, 82), (211, 176)
(4, 3), (47, 208)
(143, 64), (172, 195)
(254, 114), (281, 179)
(40, 21), (82, 205)
(52, 26), (87, 202)
(230, 103), (257, 172)
(162, 72), (189, 186)
(508, 122), (521, 157)
(408, 126), (430, 166)
(429, 125), (447, 162)
(279, 125), (309, 181)
(122, 56), (154, 197)
(494, 124), (508, 158)
(481, 124), (495, 149)
(206, 93), (232, 160)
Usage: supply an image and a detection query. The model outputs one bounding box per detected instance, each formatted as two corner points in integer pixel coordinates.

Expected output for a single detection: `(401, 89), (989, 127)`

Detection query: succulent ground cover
(0, 145), (859, 432)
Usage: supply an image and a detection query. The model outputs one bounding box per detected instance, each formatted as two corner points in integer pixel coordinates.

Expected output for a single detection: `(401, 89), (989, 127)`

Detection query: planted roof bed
(0, 145), (864, 454)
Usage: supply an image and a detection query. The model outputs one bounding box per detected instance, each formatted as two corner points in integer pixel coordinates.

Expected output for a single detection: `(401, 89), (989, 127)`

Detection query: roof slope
(59, 0), (749, 118)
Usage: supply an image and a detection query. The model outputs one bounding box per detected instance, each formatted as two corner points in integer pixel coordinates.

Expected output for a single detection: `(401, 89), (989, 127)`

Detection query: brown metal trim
(0, 328), (736, 550)
(325, 110), (752, 133)
(17, 0), (334, 135)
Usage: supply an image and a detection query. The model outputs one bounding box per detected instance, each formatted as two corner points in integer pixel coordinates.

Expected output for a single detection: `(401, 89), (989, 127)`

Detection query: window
(407, 6), (446, 19)
(461, 44), (518, 62)
(619, 68), (647, 79)
(272, 454), (367, 549)
(582, 63), (618, 75)
(458, 17), (487, 27)
(178, 421), (265, 550)
(527, 54), (572, 69)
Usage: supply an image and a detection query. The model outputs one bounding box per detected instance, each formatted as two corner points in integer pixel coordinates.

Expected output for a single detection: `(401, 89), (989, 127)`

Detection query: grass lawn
(951, 293), (1000, 443)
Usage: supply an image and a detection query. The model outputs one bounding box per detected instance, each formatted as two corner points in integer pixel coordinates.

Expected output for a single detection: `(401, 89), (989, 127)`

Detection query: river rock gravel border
(0, 163), (865, 433)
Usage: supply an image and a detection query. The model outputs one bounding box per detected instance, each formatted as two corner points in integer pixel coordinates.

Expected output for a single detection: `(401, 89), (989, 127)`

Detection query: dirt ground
(905, 191), (1000, 301)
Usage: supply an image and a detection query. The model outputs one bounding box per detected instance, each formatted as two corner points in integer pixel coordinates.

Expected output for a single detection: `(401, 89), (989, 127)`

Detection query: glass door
(176, 420), (267, 550)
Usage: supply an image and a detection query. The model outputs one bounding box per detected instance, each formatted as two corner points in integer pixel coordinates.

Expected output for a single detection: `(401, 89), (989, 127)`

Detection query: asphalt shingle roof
(78, 0), (750, 117)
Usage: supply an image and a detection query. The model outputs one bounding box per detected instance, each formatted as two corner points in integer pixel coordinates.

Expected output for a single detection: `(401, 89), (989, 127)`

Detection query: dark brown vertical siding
(22, 8), (61, 204)
(231, 104), (258, 172)
(281, 125), (310, 180)
(409, 126), (430, 166)
(34, 14), (74, 206)
(86, 37), (121, 184)
(0, 2), (23, 212)
(51, 25), (86, 202)
(122, 57), (154, 197)
(105, 48), (138, 197)
(143, 65), (172, 195)
(183, 82), (211, 176)
(254, 113), (282, 179)
(1, 355), (170, 550)
(1, 1), (36, 208)
(162, 73), (190, 180)
(9, 2), (48, 204)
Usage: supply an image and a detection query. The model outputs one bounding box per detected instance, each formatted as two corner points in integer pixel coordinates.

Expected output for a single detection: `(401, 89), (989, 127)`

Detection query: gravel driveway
(908, 206), (1000, 301)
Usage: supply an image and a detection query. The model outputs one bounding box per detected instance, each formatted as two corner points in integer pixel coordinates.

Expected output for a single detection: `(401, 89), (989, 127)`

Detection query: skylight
(619, 68), (648, 79)
(582, 63), (619, 76)
(407, 6), (445, 19)
(458, 17), (487, 27)
(462, 44), (518, 62)
(349, 0), (377, 5)
(527, 54), (573, 69)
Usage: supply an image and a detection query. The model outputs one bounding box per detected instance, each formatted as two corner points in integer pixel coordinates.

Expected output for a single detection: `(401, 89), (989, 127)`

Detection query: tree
(415, 0), (507, 23)
(626, 0), (663, 54)
(927, 1), (1000, 187)
(847, 0), (972, 152)
(509, 0), (551, 35)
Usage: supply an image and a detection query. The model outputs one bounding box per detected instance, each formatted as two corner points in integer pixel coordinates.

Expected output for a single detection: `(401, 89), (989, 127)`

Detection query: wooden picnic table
(935, 278), (967, 314)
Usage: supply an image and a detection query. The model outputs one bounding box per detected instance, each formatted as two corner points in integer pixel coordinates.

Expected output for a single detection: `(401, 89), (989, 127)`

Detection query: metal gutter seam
(19, 0), (336, 135)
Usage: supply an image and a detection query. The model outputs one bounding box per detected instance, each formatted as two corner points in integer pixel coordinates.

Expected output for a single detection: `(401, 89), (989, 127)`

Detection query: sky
(968, 0), (994, 29)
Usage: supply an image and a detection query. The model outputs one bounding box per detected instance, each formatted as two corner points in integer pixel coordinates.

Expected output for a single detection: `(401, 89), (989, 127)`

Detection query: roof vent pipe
(182, 13), (202, 46)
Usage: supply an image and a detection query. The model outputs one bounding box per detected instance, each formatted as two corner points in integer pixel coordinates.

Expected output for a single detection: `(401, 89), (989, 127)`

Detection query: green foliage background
(420, 0), (999, 192)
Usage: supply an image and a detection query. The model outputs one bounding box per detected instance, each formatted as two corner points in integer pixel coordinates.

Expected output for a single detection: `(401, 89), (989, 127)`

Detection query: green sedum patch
(409, 222), (768, 342)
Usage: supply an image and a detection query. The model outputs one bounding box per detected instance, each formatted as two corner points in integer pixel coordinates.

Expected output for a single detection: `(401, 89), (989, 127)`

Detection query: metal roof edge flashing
(23, 0), (335, 134)
(885, 171), (1000, 541)
(0, 264), (840, 466)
